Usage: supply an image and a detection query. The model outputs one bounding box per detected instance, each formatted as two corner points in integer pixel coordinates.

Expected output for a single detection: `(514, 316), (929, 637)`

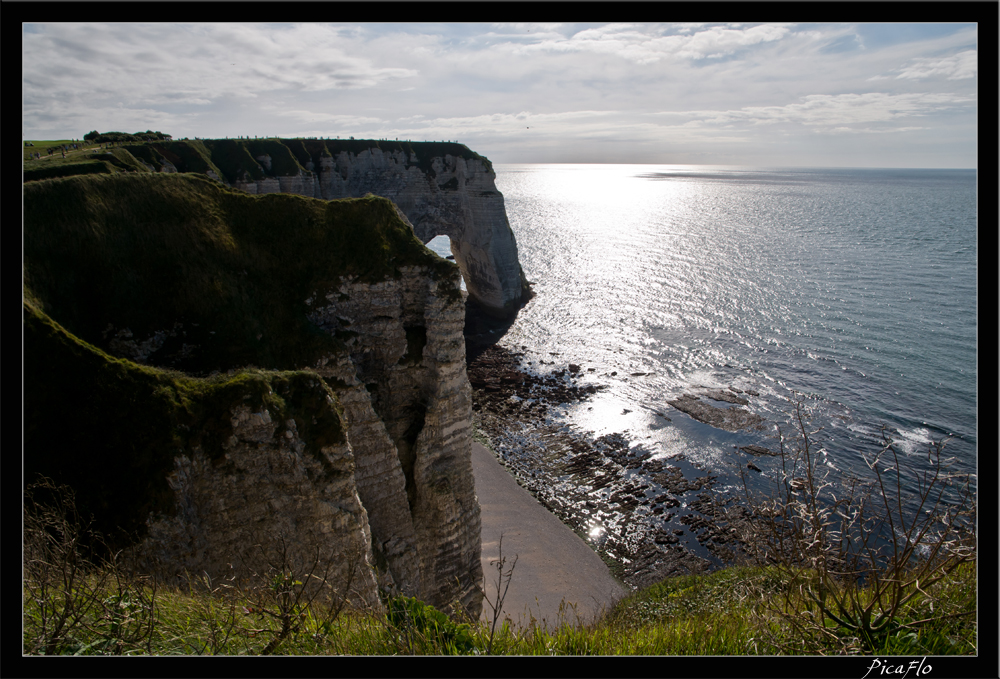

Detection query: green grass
(314, 139), (493, 174)
(23, 138), (96, 158)
(25, 138), (496, 184)
(106, 147), (151, 172)
(246, 139), (306, 176)
(120, 139), (224, 178)
(202, 138), (267, 183)
(23, 171), (460, 548)
(22, 559), (977, 655)
(22, 160), (118, 182)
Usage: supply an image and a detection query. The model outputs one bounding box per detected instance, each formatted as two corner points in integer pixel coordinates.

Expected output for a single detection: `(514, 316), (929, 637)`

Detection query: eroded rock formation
(116, 137), (530, 318)
(23, 172), (483, 616)
(264, 146), (528, 319)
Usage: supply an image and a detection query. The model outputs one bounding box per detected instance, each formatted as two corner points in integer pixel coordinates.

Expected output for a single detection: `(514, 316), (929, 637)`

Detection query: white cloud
(672, 23), (792, 60)
(895, 49), (977, 80)
(673, 92), (976, 128)
(395, 109), (616, 138)
(22, 23), (418, 107)
(829, 126), (926, 134)
(515, 23), (793, 65)
(272, 109), (384, 126)
(20, 22), (977, 166)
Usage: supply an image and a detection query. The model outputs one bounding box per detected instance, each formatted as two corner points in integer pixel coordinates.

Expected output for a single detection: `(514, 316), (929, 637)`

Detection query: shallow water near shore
(473, 164), (976, 568)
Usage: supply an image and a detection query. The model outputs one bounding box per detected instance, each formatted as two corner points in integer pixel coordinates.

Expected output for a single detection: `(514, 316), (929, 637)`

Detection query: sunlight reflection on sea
(492, 164), (977, 503)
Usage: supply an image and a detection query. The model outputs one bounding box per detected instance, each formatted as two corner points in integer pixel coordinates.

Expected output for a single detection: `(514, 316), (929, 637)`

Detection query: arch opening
(425, 234), (466, 292)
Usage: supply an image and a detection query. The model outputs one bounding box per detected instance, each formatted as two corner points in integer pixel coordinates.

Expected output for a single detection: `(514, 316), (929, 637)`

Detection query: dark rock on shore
(468, 345), (604, 423)
(739, 444), (776, 457)
(468, 345), (760, 588)
(667, 393), (764, 432)
(701, 389), (749, 405)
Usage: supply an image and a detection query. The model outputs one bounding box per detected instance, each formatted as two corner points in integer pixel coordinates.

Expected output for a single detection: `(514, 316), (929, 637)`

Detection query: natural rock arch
(232, 142), (531, 318)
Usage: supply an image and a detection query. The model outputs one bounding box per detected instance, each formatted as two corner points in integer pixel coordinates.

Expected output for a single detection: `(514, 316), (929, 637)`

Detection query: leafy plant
(385, 595), (477, 655)
(234, 536), (360, 655)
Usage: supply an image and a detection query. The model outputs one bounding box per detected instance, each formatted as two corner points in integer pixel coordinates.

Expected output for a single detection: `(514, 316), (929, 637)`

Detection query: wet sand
(472, 442), (627, 631)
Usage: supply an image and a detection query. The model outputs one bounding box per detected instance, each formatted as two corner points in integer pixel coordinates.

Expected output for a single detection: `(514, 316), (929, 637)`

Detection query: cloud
(22, 23), (418, 107)
(671, 23), (792, 60)
(895, 49), (977, 80)
(514, 23), (793, 65)
(271, 109), (384, 127)
(20, 22), (977, 167)
(393, 109), (616, 138)
(672, 92), (976, 129)
(829, 126), (926, 134)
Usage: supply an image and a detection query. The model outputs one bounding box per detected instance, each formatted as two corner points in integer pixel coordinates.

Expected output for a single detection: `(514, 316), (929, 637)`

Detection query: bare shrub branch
(231, 533), (360, 655)
(478, 532), (519, 654)
(737, 400), (976, 652)
(23, 477), (110, 655)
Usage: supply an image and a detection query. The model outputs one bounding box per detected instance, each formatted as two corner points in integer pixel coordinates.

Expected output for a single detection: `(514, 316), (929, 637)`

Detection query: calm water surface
(481, 164), (977, 504)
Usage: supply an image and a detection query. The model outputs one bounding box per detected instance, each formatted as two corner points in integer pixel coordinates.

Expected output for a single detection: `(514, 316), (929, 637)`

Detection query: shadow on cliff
(464, 289), (535, 363)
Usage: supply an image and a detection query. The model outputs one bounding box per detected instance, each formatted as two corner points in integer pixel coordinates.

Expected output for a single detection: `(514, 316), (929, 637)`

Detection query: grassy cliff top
(23, 172), (460, 375)
(23, 137), (493, 184)
(23, 299), (349, 549)
(307, 139), (493, 173)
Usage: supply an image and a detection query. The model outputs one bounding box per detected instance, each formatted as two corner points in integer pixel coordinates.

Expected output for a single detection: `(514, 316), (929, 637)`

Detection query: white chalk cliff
(23, 173), (484, 617)
(232, 143), (530, 318)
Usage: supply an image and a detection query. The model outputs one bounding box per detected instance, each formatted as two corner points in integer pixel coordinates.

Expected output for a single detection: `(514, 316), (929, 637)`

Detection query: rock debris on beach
(468, 345), (761, 589)
(739, 444), (776, 457)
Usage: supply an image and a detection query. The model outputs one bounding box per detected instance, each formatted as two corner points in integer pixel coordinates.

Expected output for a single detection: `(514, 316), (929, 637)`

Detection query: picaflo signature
(862, 657), (932, 679)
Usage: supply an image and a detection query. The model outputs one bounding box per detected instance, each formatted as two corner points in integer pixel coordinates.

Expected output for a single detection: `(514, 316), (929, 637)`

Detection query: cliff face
(307, 267), (480, 610)
(23, 173), (482, 615)
(235, 147), (528, 318)
(116, 138), (530, 318)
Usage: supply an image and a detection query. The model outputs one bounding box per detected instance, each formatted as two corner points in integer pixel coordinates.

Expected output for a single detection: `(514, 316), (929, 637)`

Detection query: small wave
(895, 425), (933, 443)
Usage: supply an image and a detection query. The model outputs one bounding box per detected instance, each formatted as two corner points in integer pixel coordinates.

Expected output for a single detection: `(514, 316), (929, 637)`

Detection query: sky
(22, 22), (979, 168)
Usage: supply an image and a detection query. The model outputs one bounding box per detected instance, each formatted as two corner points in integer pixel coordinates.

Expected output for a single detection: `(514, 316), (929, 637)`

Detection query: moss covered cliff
(23, 172), (482, 615)
(24, 138), (529, 318)
(23, 172), (456, 374)
(24, 299), (347, 550)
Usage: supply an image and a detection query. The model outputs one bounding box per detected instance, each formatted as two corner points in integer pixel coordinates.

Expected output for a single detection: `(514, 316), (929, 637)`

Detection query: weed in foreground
(478, 532), (519, 654)
(736, 400), (976, 653)
(22, 477), (367, 655)
(23, 477), (114, 655)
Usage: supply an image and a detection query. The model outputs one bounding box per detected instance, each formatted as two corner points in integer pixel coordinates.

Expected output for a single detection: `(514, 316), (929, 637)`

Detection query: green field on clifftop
(23, 137), (493, 184)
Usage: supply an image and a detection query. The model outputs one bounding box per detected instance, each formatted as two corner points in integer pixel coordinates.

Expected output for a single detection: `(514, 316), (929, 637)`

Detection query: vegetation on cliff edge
(23, 300), (348, 551)
(24, 137), (495, 184)
(23, 170), (460, 550)
(23, 172), (460, 375)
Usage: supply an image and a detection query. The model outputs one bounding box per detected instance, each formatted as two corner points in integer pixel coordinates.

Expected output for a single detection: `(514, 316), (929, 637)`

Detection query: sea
(432, 164), (978, 531)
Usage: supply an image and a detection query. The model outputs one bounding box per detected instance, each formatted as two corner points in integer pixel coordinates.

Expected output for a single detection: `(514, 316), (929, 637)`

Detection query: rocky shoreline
(467, 344), (763, 591)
